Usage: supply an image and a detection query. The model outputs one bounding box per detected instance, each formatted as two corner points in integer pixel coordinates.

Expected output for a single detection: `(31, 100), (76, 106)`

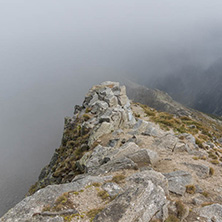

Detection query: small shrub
(111, 174), (126, 184)
(86, 207), (104, 221)
(134, 113), (141, 118)
(200, 156), (207, 160)
(55, 193), (68, 205)
(208, 152), (218, 159)
(28, 182), (38, 195)
(209, 167), (215, 176)
(179, 135), (185, 140)
(92, 182), (101, 187)
(97, 190), (110, 200)
(82, 113), (91, 121)
(195, 138), (204, 148)
(164, 214), (179, 222)
(52, 192), (73, 211)
(143, 107), (156, 116)
(192, 156), (199, 160)
(180, 116), (192, 121)
(85, 107), (92, 113)
(202, 191), (209, 198)
(175, 200), (187, 219)
(42, 205), (51, 212)
(210, 159), (219, 165)
(186, 185), (196, 194)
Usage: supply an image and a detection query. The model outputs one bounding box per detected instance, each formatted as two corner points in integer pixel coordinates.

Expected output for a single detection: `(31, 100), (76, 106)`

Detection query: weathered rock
(130, 119), (162, 137)
(179, 133), (196, 146)
(76, 145), (114, 173)
(142, 123), (159, 136)
(102, 182), (123, 198)
(174, 142), (191, 153)
(1, 175), (111, 222)
(127, 149), (159, 167)
(108, 139), (119, 147)
(192, 194), (207, 206)
(31, 215), (64, 222)
(164, 171), (193, 195)
(199, 204), (222, 222)
(95, 157), (138, 175)
(128, 170), (169, 195)
(154, 133), (179, 151)
(183, 163), (210, 178)
(94, 180), (168, 222)
(77, 142), (143, 175)
(113, 142), (140, 160)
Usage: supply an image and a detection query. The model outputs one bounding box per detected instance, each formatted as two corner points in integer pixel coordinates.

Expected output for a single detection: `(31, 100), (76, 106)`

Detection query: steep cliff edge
(2, 81), (222, 222)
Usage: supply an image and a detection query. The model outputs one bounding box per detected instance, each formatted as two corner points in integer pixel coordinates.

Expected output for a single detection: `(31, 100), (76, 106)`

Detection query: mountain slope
(2, 81), (222, 222)
(146, 60), (222, 116)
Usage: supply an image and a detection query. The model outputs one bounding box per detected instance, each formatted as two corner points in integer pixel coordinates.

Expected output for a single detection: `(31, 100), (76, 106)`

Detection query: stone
(174, 142), (191, 153)
(113, 142), (140, 160)
(77, 145), (113, 173)
(131, 119), (160, 136)
(142, 124), (159, 136)
(192, 195), (206, 206)
(180, 133), (196, 145)
(164, 171), (193, 195)
(154, 133), (179, 151)
(94, 180), (168, 222)
(99, 115), (111, 123)
(128, 170), (169, 195)
(88, 92), (99, 107)
(96, 157), (138, 175)
(102, 182), (123, 197)
(183, 163), (210, 178)
(199, 204), (222, 222)
(104, 94), (118, 107)
(127, 149), (159, 167)
(89, 122), (114, 146)
(108, 139), (119, 147)
(90, 101), (109, 114)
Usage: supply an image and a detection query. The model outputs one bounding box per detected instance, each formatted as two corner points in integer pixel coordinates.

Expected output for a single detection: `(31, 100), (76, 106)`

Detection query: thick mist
(1, 0), (222, 216)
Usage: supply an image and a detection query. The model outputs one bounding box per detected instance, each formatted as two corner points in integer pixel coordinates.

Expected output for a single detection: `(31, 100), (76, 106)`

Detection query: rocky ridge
(2, 81), (222, 222)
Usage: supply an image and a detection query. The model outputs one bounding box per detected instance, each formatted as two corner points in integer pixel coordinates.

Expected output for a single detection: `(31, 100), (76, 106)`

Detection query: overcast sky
(1, 0), (222, 216)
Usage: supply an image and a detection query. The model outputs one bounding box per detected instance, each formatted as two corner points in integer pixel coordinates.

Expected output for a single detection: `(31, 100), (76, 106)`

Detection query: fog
(1, 0), (222, 216)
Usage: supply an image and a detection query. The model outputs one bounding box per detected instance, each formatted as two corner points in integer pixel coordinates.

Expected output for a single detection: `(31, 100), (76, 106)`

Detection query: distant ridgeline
(145, 62), (222, 117)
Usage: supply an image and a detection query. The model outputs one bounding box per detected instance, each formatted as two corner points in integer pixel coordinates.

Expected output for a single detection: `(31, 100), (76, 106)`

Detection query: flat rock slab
(199, 204), (222, 222)
(183, 163), (210, 178)
(164, 170), (192, 196)
(94, 180), (168, 222)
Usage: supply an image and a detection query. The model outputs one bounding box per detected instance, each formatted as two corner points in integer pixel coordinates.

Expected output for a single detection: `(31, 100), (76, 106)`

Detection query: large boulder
(127, 149), (159, 167)
(183, 163), (210, 178)
(164, 171), (193, 196)
(94, 176), (168, 222)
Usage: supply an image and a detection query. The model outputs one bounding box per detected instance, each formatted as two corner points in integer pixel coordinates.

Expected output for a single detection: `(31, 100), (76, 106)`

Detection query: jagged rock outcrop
(30, 81), (136, 193)
(2, 81), (222, 222)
